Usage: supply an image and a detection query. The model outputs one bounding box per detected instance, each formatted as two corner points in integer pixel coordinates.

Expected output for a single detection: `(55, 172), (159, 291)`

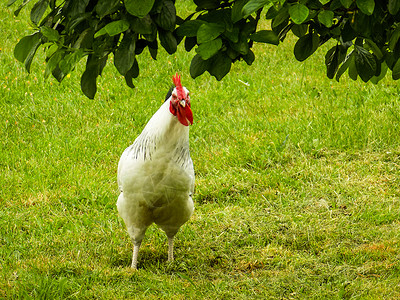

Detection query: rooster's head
(168, 73), (193, 126)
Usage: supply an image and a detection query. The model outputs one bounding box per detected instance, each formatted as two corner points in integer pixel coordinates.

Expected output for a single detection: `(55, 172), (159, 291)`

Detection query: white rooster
(117, 73), (194, 269)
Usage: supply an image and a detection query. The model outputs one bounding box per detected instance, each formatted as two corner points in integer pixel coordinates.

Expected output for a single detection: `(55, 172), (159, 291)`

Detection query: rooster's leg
(168, 237), (174, 262)
(131, 242), (141, 269)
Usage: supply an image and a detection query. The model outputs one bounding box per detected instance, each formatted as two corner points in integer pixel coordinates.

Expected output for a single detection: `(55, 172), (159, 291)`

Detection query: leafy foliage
(9, 0), (400, 97)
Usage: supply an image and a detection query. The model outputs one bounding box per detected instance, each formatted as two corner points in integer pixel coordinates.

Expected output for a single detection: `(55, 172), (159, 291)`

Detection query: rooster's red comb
(172, 73), (185, 99)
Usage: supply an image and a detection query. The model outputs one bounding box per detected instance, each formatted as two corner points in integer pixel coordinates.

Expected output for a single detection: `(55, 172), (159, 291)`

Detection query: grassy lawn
(1, 2), (400, 299)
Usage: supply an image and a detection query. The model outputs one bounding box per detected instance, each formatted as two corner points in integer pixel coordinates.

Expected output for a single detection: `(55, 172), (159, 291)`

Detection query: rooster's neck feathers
(126, 100), (190, 166)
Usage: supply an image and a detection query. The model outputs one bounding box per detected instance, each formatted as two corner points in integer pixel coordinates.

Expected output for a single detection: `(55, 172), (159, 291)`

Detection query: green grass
(1, 2), (400, 299)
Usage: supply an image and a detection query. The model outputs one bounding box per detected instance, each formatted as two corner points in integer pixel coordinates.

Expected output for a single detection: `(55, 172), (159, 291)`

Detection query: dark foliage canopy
(9, 0), (400, 98)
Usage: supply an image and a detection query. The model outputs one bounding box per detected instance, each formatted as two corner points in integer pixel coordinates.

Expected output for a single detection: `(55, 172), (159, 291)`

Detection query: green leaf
(143, 28), (158, 43)
(231, 0), (249, 23)
(271, 6), (289, 29)
(73, 28), (94, 49)
(190, 54), (209, 78)
(14, 32), (42, 72)
(348, 52), (358, 80)
(125, 0), (155, 18)
(30, 0), (48, 24)
(124, 59), (139, 88)
(148, 46), (157, 60)
(185, 36), (197, 51)
(159, 30), (177, 54)
(389, 0), (400, 15)
(243, 49), (255, 65)
(40, 26), (60, 42)
(294, 31), (319, 61)
(67, 12), (92, 31)
(208, 52), (231, 80)
(229, 38), (250, 55)
(59, 50), (84, 75)
(353, 14), (372, 37)
(51, 65), (64, 82)
(392, 58), (400, 80)
(94, 28), (107, 38)
(147, 40), (158, 60)
(95, 0), (120, 19)
(197, 23), (225, 44)
(319, 0), (330, 4)
(356, 0), (374, 15)
(114, 33), (136, 75)
(365, 39), (383, 60)
(223, 27), (240, 43)
(194, 0), (220, 10)
(226, 47), (240, 60)
(336, 51), (353, 82)
(354, 45), (376, 82)
(81, 69), (97, 99)
(389, 26), (400, 51)
(291, 24), (308, 37)
(341, 20), (356, 42)
(46, 43), (58, 58)
(130, 15), (154, 35)
(14, 0), (32, 17)
(196, 38), (223, 60)
(156, 0), (176, 31)
(242, 0), (270, 18)
(65, 0), (90, 18)
(135, 39), (146, 55)
(176, 20), (206, 37)
(45, 50), (62, 78)
(265, 5), (278, 19)
(386, 51), (398, 70)
(81, 55), (105, 99)
(150, 0), (163, 13)
(325, 46), (338, 79)
(340, 0), (353, 9)
(14, 32), (39, 63)
(250, 30), (279, 45)
(371, 61), (387, 83)
(325, 44), (346, 79)
(130, 58), (140, 78)
(289, 4), (309, 25)
(318, 10), (334, 28)
(94, 20), (129, 38)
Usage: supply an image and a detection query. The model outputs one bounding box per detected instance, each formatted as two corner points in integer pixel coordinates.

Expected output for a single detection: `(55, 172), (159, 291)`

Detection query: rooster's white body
(117, 74), (194, 269)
